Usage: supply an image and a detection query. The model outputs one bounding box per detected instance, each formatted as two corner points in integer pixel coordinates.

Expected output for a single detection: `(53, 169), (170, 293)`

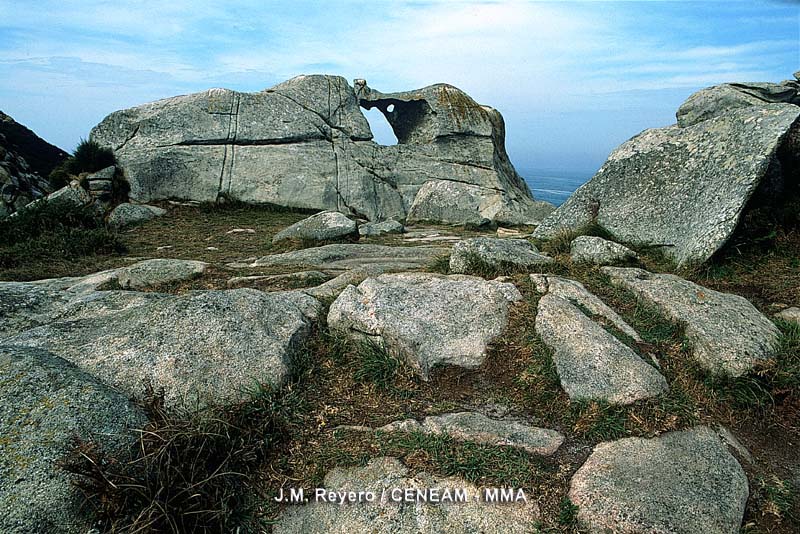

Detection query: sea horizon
(519, 167), (595, 206)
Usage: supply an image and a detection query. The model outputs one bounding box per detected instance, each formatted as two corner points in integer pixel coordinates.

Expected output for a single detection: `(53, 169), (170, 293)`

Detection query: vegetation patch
(0, 200), (124, 277)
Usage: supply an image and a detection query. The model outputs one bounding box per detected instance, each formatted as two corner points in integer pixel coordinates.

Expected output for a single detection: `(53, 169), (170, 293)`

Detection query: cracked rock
(603, 267), (779, 377)
(328, 273), (521, 379)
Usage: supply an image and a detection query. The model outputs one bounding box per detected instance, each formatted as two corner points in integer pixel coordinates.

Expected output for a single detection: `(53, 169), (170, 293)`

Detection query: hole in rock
(362, 106), (398, 146)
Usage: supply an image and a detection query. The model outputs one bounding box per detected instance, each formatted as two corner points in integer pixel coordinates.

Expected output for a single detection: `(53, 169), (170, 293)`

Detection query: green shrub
(67, 138), (117, 175)
(0, 200), (124, 268)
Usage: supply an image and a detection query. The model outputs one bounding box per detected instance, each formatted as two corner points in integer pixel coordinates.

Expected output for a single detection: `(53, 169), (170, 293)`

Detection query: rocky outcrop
(0, 111), (67, 216)
(90, 75), (552, 225)
(328, 273), (521, 379)
(569, 426), (748, 534)
(449, 237), (553, 274)
(570, 235), (637, 265)
(603, 267), (779, 377)
(273, 457), (540, 533)
(0, 345), (146, 534)
(677, 81), (800, 127)
(272, 211), (358, 244)
(533, 83), (800, 267)
(0, 268), (320, 411)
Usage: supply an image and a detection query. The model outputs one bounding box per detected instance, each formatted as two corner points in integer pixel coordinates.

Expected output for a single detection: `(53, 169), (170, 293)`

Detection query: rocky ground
(1, 202), (799, 533)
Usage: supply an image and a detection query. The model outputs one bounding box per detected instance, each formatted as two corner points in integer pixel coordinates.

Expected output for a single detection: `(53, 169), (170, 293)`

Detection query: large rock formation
(90, 75), (552, 225)
(0, 111), (67, 216)
(533, 76), (800, 267)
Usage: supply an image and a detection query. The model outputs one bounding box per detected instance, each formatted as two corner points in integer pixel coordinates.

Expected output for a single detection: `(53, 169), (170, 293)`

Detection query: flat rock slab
(533, 104), (800, 266)
(377, 412), (564, 455)
(0, 345), (146, 534)
(108, 202), (166, 228)
(272, 210), (358, 244)
(535, 292), (668, 404)
(328, 273), (521, 378)
(2, 286), (319, 411)
(603, 267), (780, 377)
(226, 270), (330, 289)
(273, 457), (539, 533)
(569, 426), (748, 534)
(570, 235), (637, 265)
(449, 237), (553, 274)
(531, 274), (641, 342)
(359, 219), (404, 237)
(115, 258), (208, 289)
(231, 243), (448, 272)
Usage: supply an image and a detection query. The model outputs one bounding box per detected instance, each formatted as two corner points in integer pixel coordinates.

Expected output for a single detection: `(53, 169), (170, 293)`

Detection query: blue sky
(0, 0), (797, 173)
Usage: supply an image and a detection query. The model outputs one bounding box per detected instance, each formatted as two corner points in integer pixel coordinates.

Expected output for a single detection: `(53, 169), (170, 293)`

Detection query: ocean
(519, 168), (593, 206)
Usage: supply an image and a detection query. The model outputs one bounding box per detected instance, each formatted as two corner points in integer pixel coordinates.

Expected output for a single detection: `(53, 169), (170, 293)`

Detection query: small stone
(206, 246), (219, 251)
(108, 202), (167, 228)
(449, 237), (553, 274)
(272, 211), (358, 244)
(570, 235), (637, 265)
(87, 179), (113, 192)
(226, 228), (256, 234)
(775, 306), (800, 325)
(358, 219), (404, 237)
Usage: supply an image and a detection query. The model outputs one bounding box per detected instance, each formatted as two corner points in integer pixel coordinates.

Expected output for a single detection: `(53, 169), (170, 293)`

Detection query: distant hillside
(0, 111), (68, 178)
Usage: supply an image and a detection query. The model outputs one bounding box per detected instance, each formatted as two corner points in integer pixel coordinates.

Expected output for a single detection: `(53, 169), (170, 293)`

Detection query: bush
(67, 138), (117, 175)
(0, 200), (124, 268)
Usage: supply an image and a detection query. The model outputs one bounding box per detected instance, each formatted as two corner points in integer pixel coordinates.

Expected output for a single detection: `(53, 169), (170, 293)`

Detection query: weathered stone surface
(775, 306), (800, 325)
(86, 165), (116, 182)
(569, 426), (748, 534)
(42, 181), (93, 209)
(300, 267), (387, 300)
(0, 345), (146, 534)
(603, 267), (780, 377)
(530, 274), (641, 341)
(533, 104), (800, 266)
(226, 270), (330, 289)
(676, 82), (800, 127)
(449, 237), (553, 274)
(115, 258), (208, 289)
(272, 210), (358, 243)
(273, 457), (539, 533)
(90, 75), (550, 225)
(535, 293), (667, 404)
(231, 243), (448, 272)
(570, 235), (637, 265)
(108, 202), (166, 228)
(359, 219), (404, 237)
(1, 286), (317, 410)
(377, 412), (564, 455)
(407, 180), (554, 227)
(328, 273), (521, 378)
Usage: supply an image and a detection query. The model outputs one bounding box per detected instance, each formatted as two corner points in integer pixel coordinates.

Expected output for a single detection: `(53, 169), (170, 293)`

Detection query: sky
(0, 0), (798, 174)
